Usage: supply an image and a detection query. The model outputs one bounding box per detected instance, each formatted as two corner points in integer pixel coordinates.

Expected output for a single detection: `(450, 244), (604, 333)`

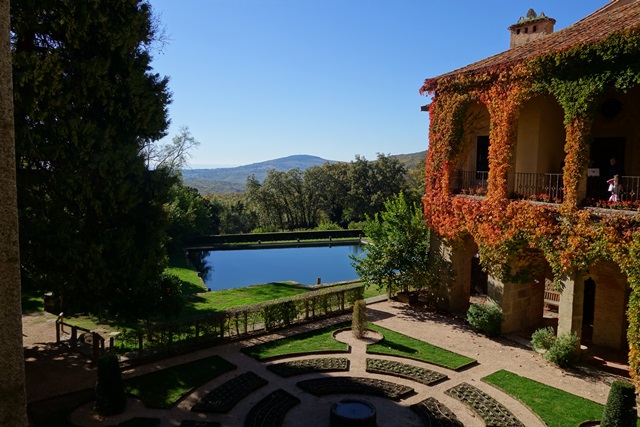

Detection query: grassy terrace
(242, 322), (350, 361)
(242, 321), (475, 371)
(483, 370), (640, 427)
(367, 324), (476, 370)
(124, 355), (237, 408)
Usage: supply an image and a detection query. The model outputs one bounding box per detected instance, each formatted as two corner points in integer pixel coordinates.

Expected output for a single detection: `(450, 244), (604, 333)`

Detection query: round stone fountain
(330, 399), (377, 427)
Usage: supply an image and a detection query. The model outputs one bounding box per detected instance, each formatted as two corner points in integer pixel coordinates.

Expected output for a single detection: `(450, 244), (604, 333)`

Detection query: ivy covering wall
(421, 28), (640, 383)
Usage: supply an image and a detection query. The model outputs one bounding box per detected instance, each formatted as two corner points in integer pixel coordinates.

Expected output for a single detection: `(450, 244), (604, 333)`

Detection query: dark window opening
(524, 27), (529, 33)
(533, 25), (537, 32)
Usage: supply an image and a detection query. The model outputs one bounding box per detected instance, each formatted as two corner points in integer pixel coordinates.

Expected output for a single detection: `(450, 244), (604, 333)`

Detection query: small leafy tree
(350, 192), (431, 299)
(601, 380), (637, 427)
(352, 299), (367, 339)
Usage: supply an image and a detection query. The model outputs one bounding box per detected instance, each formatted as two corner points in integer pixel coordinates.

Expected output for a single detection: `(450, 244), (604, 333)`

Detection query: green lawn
(242, 322), (350, 361)
(124, 355), (236, 408)
(482, 370), (628, 427)
(362, 285), (386, 300)
(178, 282), (310, 318)
(21, 292), (44, 313)
(366, 324), (476, 370)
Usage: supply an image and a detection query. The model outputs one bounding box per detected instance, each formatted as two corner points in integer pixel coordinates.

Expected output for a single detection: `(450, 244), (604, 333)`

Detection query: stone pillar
(557, 271), (585, 340)
(487, 271), (539, 334)
(590, 261), (628, 350)
(429, 234), (471, 314)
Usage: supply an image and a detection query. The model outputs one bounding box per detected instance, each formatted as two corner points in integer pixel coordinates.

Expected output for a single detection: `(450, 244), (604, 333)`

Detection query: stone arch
(585, 259), (629, 351)
(449, 101), (491, 195)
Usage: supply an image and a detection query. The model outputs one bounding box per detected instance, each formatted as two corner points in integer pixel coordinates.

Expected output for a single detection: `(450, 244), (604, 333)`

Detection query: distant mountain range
(182, 152), (426, 194)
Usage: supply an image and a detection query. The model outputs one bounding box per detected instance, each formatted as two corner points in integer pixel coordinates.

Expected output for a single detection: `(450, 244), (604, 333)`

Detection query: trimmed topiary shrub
(94, 353), (126, 416)
(466, 300), (502, 337)
(601, 380), (637, 427)
(543, 332), (579, 368)
(531, 326), (556, 351)
(352, 299), (367, 339)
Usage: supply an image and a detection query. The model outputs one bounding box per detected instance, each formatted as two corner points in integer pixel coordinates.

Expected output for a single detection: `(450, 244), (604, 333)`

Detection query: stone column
(429, 234), (471, 314)
(487, 271), (539, 334)
(557, 271), (585, 340)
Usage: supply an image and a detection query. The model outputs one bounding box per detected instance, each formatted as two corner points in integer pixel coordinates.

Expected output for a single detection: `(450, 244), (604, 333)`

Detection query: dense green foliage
(351, 193), (432, 297)
(165, 182), (219, 252)
(205, 193), (257, 234)
(94, 354), (126, 416)
(466, 301), (502, 337)
(11, 0), (174, 317)
(236, 153), (422, 232)
(602, 380), (637, 427)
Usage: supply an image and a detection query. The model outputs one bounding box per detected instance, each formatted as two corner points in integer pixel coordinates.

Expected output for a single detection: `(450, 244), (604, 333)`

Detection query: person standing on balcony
(608, 157), (624, 179)
(607, 175), (622, 202)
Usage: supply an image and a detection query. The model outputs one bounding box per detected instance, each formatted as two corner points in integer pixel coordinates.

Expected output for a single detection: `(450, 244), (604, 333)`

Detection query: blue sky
(147, 0), (606, 168)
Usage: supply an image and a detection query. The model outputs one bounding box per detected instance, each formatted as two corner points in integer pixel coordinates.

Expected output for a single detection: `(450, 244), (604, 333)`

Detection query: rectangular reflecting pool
(189, 244), (365, 291)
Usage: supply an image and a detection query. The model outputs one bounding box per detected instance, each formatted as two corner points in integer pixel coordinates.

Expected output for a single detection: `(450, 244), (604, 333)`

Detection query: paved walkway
(63, 300), (619, 427)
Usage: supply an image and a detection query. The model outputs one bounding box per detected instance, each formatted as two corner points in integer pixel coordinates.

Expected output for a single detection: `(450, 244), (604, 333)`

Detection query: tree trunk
(0, 0), (28, 424)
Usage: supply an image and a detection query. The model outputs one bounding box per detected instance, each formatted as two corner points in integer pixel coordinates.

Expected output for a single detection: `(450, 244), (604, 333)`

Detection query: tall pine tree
(11, 0), (174, 317)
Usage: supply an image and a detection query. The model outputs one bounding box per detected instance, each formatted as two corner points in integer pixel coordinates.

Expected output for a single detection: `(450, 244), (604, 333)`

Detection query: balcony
(513, 173), (563, 203)
(451, 170), (488, 196)
(453, 170), (640, 210)
(584, 175), (640, 211)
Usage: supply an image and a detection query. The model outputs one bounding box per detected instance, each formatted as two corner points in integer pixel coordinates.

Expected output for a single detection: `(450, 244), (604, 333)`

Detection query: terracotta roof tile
(435, 1), (640, 79)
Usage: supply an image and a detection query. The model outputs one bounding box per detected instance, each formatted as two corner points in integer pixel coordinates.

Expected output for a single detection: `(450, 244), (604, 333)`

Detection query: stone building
(421, 0), (640, 378)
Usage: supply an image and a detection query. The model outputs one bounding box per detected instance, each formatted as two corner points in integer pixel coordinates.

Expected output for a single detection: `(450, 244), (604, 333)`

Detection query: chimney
(508, 9), (556, 49)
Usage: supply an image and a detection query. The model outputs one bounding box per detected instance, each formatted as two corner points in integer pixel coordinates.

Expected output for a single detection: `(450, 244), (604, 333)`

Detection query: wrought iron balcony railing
(451, 170), (488, 196)
(513, 173), (563, 203)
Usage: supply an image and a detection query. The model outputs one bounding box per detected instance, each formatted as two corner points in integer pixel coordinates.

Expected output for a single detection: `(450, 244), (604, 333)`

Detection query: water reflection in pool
(189, 244), (366, 291)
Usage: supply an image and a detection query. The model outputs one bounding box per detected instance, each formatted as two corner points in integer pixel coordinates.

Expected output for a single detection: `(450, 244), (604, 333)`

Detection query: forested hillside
(183, 151), (426, 194)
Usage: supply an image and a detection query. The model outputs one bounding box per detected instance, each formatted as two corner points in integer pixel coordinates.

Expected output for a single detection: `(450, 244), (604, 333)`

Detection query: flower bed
(191, 371), (268, 413)
(445, 382), (524, 427)
(296, 377), (414, 401)
(366, 358), (447, 386)
(410, 397), (463, 427)
(244, 389), (301, 427)
(267, 357), (349, 377)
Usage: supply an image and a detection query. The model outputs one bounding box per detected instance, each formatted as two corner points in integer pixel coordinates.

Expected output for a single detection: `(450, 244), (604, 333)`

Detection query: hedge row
(186, 230), (363, 246)
(114, 282), (365, 362)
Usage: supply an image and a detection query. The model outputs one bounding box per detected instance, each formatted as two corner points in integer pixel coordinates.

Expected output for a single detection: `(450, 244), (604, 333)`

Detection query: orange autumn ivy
(421, 28), (640, 384)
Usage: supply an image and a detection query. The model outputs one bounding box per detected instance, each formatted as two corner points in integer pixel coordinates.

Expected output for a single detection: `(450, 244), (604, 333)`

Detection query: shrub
(544, 332), (579, 367)
(316, 220), (343, 231)
(348, 221), (366, 230)
(466, 300), (502, 337)
(94, 354), (126, 416)
(352, 299), (367, 339)
(601, 380), (637, 427)
(531, 326), (556, 351)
